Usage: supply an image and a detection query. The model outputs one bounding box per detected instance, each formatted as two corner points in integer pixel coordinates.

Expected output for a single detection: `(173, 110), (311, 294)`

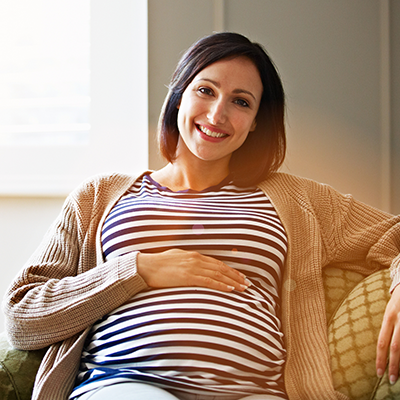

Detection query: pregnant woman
(4, 32), (400, 400)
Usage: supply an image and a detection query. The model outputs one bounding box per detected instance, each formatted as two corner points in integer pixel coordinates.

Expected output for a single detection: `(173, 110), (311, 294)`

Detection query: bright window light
(0, 0), (90, 146)
(0, 0), (148, 196)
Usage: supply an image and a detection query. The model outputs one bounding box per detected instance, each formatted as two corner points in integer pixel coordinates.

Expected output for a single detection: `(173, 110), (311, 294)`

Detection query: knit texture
(2, 172), (400, 400)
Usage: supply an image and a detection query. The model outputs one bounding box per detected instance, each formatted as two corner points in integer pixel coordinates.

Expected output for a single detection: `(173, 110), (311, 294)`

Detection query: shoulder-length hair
(158, 32), (286, 187)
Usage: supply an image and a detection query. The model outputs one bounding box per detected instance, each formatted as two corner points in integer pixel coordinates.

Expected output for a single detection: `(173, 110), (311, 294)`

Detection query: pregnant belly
(80, 286), (285, 393)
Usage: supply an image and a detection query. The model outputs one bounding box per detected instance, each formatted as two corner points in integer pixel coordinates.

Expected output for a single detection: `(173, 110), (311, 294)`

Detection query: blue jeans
(76, 382), (282, 400)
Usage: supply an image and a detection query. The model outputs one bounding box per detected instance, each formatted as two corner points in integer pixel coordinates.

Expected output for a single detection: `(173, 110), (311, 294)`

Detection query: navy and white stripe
(70, 175), (288, 399)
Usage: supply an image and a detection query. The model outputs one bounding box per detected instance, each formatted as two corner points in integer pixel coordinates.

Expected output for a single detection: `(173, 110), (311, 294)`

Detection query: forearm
(3, 251), (147, 350)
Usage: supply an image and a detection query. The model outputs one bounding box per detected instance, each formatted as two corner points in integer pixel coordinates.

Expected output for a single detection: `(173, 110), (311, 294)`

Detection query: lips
(197, 124), (229, 138)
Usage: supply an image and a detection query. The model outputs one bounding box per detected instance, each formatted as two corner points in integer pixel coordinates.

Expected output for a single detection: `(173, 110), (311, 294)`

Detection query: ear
(177, 99), (181, 110)
(250, 119), (257, 132)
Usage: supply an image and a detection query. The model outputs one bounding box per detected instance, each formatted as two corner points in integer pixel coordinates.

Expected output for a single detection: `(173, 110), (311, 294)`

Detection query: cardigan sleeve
(313, 182), (400, 290)
(2, 180), (147, 351)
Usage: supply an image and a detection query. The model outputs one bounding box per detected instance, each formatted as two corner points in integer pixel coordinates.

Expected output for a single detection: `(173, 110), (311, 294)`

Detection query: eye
(198, 87), (213, 96)
(234, 98), (250, 108)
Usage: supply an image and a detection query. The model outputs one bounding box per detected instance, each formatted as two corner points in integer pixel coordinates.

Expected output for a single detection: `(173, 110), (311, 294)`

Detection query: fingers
(389, 327), (400, 384)
(180, 251), (250, 292)
(377, 315), (400, 384)
(137, 249), (251, 292)
(377, 285), (400, 384)
(193, 259), (251, 292)
(376, 318), (392, 379)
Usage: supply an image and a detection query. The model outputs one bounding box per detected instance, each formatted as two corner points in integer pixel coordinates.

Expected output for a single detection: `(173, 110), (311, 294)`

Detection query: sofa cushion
(0, 332), (47, 400)
(327, 269), (396, 399)
(373, 368), (400, 399)
(323, 266), (365, 324)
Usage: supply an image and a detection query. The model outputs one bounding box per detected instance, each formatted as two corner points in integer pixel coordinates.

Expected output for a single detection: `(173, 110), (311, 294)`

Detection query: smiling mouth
(197, 125), (228, 138)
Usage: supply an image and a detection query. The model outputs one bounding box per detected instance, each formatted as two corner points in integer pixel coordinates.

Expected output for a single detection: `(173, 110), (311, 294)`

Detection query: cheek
(177, 96), (190, 125)
(238, 131), (251, 147)
(177, 106), (189, 132)
(177, 98), (203, 133)
(234, 115), (256, 136)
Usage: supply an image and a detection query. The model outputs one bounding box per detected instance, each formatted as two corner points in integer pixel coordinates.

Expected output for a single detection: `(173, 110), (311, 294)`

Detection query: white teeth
(199, 125), (227, 138)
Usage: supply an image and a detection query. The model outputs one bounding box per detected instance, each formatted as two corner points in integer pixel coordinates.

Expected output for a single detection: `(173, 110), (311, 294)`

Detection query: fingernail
(390, 375), (397, 385)
(239, 273), (247, 281)
(239, 280), (252, 290)
(377, 368), (384, 378)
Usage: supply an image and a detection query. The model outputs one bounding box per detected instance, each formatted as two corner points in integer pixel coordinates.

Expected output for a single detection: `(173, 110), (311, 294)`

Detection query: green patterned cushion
(326, 268), (400, 400)
(0, 332), (46, 400)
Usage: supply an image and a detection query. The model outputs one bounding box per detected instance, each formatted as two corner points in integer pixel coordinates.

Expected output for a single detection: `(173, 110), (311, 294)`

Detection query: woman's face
(176, 56), (263, 168)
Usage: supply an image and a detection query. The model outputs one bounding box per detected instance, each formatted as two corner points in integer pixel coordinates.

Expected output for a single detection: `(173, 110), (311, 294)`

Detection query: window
(0, 0), (90, 147)
(0, 0), (148, 195)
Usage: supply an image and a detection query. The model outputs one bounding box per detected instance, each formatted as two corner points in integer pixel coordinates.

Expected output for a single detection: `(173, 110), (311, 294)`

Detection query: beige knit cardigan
(3, 172), (400, 400)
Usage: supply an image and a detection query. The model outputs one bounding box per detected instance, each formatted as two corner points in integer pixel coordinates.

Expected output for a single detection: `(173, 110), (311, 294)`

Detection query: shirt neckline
(143, 174), (233, 194)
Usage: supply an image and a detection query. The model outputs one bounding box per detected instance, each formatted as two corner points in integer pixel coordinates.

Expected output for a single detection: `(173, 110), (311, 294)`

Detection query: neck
(152, 161), (229, 192)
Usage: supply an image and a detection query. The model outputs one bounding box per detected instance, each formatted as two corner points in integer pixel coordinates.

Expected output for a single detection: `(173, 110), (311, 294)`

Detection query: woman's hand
(377, 284), (400, 384)
(137, 249), (251, 292)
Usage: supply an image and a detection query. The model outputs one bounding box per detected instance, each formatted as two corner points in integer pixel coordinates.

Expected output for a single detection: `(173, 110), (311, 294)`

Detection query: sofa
(0, 267), (399, 400)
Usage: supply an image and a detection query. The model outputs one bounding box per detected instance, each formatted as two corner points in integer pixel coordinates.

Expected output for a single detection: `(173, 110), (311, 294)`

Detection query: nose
(207, 99), (227, 125)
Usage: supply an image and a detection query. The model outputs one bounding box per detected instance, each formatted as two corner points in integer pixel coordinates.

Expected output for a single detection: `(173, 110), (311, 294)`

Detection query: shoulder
(65, 171), (148, 210)
(258, 172), (336, 199)
(259, 172), (393, 219)
(53, 171), (148, 232)
(258, 172), (360, 218)
(73, 172), (146, 196)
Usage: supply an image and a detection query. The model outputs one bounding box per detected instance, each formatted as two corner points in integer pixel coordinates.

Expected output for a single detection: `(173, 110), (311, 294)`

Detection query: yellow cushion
(323, 267), (365, 324)
(327, 269), (396, 399)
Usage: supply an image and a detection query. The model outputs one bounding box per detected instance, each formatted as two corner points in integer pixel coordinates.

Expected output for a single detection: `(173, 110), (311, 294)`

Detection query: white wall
(391, 0), (400, 214)
(1, 0), (399, 333)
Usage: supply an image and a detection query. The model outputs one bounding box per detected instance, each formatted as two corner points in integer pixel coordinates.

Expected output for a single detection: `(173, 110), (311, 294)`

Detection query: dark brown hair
(158, 32), (286, 186)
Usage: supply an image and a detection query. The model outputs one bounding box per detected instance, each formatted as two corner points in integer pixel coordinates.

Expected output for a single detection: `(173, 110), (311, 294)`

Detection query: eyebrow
(195, 78), (257, 101)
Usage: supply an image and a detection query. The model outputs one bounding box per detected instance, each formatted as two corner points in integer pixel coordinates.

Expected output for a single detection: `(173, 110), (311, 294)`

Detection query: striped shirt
(70, 175), (288, 399)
